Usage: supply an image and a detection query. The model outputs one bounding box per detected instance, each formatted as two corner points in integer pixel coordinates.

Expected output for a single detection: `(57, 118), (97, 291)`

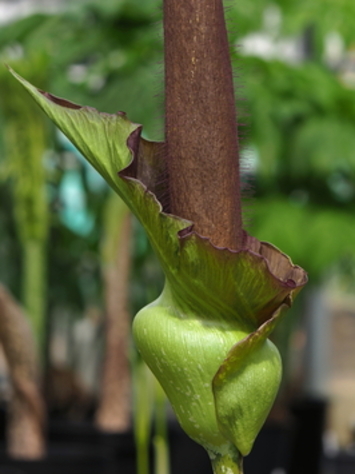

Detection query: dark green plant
(0, 54), (50, 353)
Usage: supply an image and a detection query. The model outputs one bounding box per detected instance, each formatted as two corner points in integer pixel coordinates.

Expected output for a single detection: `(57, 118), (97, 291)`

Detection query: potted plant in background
(0, 284), (45, 460)
(0, 55), (118, 473)
(0, 4), (163, 473)
(0, 53), (49, 461)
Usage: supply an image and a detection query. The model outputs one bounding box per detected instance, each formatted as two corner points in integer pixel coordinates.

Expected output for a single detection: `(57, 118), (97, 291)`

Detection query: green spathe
(9, 68), (308, 470)
(133, 282), (284, 456)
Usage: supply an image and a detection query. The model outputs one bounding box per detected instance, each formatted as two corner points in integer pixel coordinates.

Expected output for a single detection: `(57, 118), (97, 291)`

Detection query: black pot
(323, 450), (355, 474)
(0, 420), (136, 474)
(288, 396), (327, 474)
(0, 405), (6, 443)
(242, 396), (328, 474)
(48, 419), (136, 474)
(244, 420), (293, 474)
(167, 421), (212, 474)
(0, 444), (113, 474)
(0, 396), (328, 474)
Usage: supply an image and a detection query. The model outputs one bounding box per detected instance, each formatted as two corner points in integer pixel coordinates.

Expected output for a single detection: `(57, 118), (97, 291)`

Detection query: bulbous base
(133, 290), (245, 451)
(133, 282), (282, 457)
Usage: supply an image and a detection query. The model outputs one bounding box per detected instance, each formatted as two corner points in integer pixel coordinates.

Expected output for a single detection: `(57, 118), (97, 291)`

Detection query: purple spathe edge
(22, 83), (307, 295)
(122, 128), (308, 292)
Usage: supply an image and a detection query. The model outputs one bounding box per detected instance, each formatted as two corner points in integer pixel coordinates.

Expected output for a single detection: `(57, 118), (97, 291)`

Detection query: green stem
(134, 360), (153, 474)
(137, 438), (150, 474)
(153, 379), (170, 474)
(208, 445), (243, 474)
(22, 239), (46, 357)
(95, 193), (132, 432)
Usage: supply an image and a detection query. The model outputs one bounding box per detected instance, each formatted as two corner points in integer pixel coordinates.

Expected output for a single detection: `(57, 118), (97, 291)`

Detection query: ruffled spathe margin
(9, 66), (307, 331)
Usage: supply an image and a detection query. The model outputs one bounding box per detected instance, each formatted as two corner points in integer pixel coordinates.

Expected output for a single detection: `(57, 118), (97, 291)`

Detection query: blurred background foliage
(0, 0), (165, 320)
(0, 0), (354, 411)
(242, 55), (355, 282)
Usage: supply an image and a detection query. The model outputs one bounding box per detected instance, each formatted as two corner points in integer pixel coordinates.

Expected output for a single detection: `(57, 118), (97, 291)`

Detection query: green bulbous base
(133, 284), (282, 456)
(134, 294), (245, 450)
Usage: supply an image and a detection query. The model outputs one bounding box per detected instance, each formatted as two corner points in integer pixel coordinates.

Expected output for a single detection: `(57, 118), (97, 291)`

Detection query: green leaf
(8, 66), (138, 194)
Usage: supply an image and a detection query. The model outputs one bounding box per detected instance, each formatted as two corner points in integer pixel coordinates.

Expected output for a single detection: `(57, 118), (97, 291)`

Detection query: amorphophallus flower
(9, 0), (307, 472)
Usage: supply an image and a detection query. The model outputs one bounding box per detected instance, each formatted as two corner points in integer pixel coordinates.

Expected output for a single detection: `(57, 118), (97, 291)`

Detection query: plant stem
(153, 379), (170, 474)
(23, 239), (46, 356)
(0, 285), (46, 459)
(134, 360), (153, 474)
(95, 194), (132, 432)
(208, 445), (243, 474)
(163, 0), (243, 250)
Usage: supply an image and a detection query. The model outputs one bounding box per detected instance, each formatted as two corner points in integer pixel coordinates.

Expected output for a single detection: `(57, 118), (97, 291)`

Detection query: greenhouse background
(0, 0), (355, 473)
